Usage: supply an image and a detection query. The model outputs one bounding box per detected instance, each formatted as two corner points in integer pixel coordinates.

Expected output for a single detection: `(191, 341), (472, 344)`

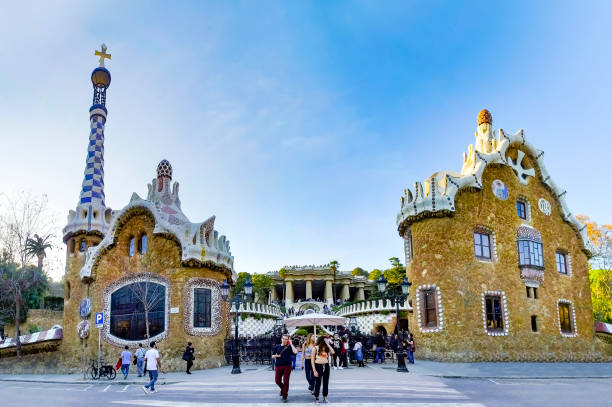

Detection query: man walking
(374, 332), (386, 364)
(142, 341), (161, 394)
(272, 334), (297, 403)
(135, 343), (146, 377)
(120, 345), (132, 380)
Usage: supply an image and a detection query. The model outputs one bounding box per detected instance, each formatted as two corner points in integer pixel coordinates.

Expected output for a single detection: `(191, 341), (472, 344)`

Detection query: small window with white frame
(555, 251), (571, 276)
(473, 226), (496, 261)
(557, 299), (577, 337)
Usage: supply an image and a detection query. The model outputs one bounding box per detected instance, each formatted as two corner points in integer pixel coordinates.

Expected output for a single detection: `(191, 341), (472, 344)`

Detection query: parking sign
(95, 312), (104, 328)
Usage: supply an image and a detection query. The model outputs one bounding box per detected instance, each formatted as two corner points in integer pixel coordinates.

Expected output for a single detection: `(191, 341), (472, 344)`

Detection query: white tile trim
(481, 290), (509, 336)
(416, 284), (443, 333)
(557, 299), (578, 338)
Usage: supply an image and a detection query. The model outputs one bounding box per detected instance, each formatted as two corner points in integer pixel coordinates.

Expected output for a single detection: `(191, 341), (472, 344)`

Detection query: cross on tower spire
(95, 43), (111, 67)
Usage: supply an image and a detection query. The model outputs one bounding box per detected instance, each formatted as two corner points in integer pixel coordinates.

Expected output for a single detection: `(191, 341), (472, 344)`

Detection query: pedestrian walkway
(0, 361), (610, 386)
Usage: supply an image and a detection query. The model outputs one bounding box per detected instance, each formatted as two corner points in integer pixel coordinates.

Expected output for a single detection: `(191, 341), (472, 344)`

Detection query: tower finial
(95, 43), (111, 67)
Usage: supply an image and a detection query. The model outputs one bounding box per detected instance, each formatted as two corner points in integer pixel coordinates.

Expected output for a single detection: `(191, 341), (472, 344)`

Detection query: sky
(1, 1), (611, 282)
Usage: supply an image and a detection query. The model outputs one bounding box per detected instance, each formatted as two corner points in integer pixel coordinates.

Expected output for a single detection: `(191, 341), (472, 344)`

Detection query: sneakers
(338, 366), (343, 370)
(150, 390), (158, 394)
(282, 397), (288, 403)
(315, 398), (320, 404)
(323, 397), (329, 403)
(333, 366), (337, 370)
(142, 386), (149, 394)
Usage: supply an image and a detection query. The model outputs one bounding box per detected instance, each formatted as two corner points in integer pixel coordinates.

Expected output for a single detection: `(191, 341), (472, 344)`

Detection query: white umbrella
(283, 312), (346, 337)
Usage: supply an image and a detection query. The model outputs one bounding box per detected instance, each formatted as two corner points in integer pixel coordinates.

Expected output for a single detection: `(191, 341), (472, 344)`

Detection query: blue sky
(1, 1), (611, 281)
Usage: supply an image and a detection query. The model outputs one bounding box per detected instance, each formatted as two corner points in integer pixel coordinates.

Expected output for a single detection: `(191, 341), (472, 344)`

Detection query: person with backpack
(135, 343), (146, 377)
(183, 342), (195, 374)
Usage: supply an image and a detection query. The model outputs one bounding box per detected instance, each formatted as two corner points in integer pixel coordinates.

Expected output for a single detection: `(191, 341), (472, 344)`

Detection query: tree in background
(233, 272), (251, 296)
(252, 273), (274, 304)
(577, 215), (612, 322)
(25, 233), (53, 270)
(368, 269), (382, 281)
(0, 260), (47, 358)
(329, 260), (339, 302)
(351, 267), (368, 277)
(384, 257), (406, 287)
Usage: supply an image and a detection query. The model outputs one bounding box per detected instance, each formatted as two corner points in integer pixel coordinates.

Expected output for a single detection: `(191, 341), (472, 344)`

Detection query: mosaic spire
(63, 45), (113, 240)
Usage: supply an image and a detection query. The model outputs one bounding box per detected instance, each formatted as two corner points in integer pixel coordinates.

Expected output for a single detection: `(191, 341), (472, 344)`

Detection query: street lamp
(377, 275), (412, 372)
(221, 277), (253, 374)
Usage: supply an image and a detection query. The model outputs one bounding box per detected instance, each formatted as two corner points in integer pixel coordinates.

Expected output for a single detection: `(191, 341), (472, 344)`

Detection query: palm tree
(25, 234), (53, 270)
(329, 260), (339, 303)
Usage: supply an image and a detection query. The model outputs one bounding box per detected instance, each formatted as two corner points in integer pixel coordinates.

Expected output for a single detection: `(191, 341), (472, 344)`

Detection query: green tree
(0, 261), (47, 358)
(368, 269), (382, 281)
(577, 215), (612, 322)
(384, 257), (406, 286)
(25, 233), (53, 270)
(252, 273), (274, 303)
(329, 260), (339, 302)
(352, 267), (368, 277)
(233, 272), (252, 296)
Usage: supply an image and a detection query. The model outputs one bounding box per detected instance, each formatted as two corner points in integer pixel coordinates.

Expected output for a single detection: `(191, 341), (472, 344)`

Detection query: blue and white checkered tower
(63, 45), (113, 241)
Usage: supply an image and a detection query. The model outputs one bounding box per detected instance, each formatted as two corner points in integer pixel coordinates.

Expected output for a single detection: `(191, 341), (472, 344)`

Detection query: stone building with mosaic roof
(396, 110), (607, 361)
(60, 46), (236, 371)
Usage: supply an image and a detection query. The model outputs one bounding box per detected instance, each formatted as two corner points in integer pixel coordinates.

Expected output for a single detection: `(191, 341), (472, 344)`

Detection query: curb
(0, 378), (179, 385)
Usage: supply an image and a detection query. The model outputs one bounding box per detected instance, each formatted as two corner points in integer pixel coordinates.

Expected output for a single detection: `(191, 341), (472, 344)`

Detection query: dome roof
(477, 109), (492, 126)
(157, 159), (172, 179)
(91, 67), (111, 88)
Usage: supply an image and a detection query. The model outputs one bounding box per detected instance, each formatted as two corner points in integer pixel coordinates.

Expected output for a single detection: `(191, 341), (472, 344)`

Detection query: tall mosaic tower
(63, 45), (113, 248)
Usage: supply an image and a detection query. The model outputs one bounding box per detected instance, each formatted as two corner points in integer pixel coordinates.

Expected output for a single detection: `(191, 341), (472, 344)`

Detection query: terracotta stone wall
(59, 211), (231, 372)
(405, 146), (610, 361)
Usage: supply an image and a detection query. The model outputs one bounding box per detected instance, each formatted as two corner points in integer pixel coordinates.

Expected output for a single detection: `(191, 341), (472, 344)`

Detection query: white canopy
(283, 312), (346, 336)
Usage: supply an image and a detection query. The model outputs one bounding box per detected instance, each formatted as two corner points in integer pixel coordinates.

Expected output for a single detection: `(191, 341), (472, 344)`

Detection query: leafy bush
(27, 323), (41, 334)
(293, 328), (308, 337)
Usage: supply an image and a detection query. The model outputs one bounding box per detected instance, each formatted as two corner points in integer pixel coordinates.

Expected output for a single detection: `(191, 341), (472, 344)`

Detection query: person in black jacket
(183, 342), (195, 374)
(374, 332), (386, 364)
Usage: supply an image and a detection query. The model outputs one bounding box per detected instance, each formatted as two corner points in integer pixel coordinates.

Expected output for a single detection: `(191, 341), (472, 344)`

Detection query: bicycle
(89, 358), (117, 380)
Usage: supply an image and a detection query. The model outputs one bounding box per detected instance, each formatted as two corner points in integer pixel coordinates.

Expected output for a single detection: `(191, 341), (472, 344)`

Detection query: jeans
(121, 364), (130, 379)
(291, 354), (296, 370)
(304, 360), (315, 390)
(145, 369), (158, 391)
(275, 365), (292, 398)
(137, 358), (144, 376)
(313, 363), (330, 399)
(375, 347), (386, 363)
(407, 349), (414, 364)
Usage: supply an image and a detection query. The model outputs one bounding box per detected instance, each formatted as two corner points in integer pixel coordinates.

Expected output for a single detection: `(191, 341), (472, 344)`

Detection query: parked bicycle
(89, 358), (116, 380)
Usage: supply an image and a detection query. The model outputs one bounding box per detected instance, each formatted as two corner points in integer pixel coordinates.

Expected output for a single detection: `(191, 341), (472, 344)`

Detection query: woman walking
(312, 335), (334, 404)
(301, 334), (316, 392)
(407, 333), (415, 364)
(353, 339), (364, 367)
(183, 342), (195, 374)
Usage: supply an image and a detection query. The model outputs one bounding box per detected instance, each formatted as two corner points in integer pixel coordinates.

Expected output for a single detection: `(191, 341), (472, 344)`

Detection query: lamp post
(221, 277), (253, 374)
(377, 275), (411, 372)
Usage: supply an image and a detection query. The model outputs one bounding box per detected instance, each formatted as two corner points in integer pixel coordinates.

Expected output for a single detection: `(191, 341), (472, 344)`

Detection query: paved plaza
(1, 362), (611, 407)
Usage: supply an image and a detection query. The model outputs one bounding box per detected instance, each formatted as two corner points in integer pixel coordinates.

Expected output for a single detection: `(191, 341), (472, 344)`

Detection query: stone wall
(59, 211), (231, 372)
(4, 309), (63, 337)
(406, 148), (610, 361)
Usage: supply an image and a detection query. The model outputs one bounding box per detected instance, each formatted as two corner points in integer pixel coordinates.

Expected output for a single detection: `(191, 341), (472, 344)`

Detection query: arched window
(110, 282), (166, 341)
(128, 237), (135, 257)
(65, 281), (71, 300)
(79, 239), (86, 252)
(139, 234), (148, 255)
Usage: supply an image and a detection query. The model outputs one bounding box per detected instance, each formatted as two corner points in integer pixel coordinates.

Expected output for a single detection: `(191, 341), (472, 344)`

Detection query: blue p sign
(95, 312), (104, 325)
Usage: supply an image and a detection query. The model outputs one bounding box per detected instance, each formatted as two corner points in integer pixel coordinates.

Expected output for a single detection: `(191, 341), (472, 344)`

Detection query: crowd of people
(271, 330), (416, 403)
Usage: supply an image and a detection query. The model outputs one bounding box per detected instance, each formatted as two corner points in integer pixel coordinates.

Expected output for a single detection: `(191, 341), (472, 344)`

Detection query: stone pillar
(341, 284), (350, 301)
(270, 286), (277, 302)
(285, 280), (294, 306)
(325, 280), (333, 304)
(305, 280), (313, 300)
(357, 286), (365, 301)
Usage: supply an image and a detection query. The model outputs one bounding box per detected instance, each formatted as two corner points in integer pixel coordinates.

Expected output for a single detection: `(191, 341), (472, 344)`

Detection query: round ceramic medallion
(492, 179), (509, 201)
(538, 198), (551, 215)
(79, 298), (91, 318)
(77, 320), (90, 339)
